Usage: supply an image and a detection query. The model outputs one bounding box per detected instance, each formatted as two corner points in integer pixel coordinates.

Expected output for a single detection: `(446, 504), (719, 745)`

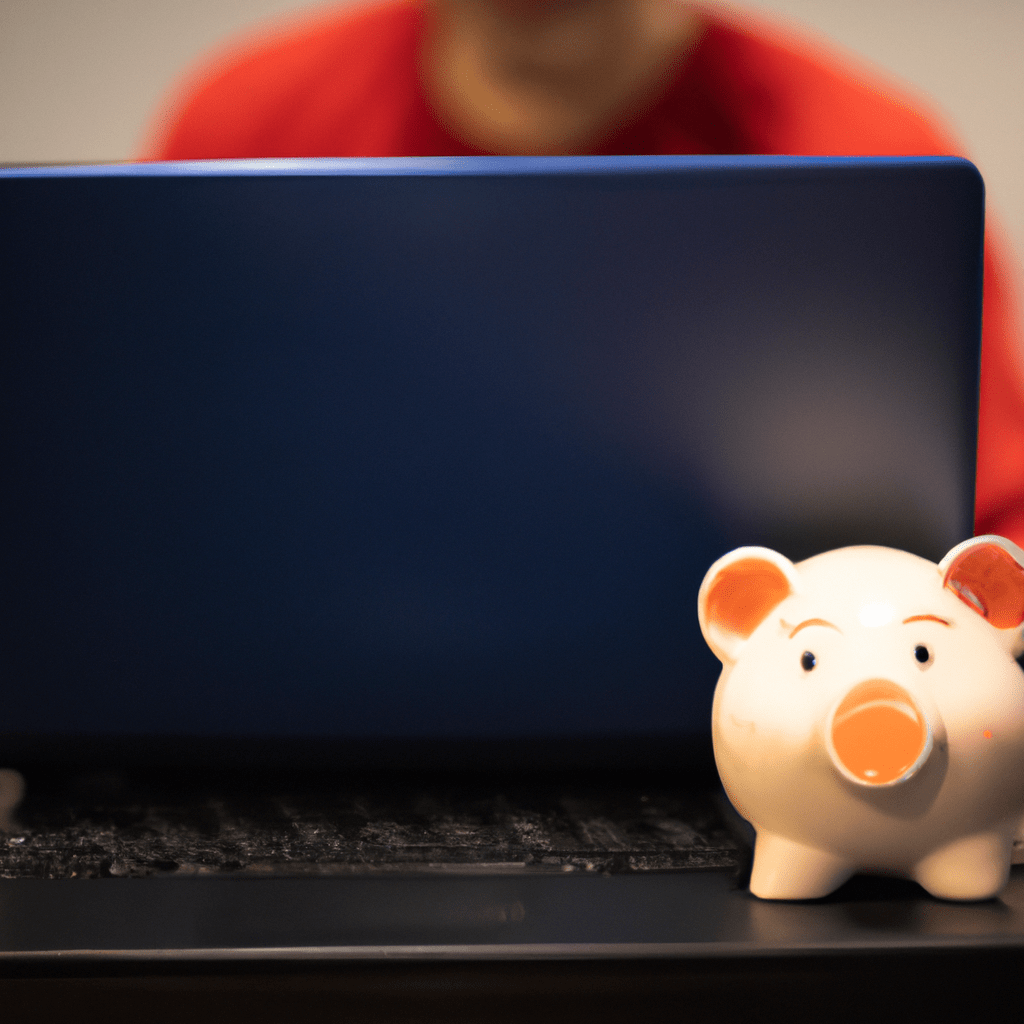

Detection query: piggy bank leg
(1013, 816), (1024, 865)
(749, 832), (854, 900)
(912, 833), (1012, 901)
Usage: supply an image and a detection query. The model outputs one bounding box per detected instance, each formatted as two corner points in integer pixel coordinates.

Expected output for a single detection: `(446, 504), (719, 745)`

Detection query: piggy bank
(697, 536), (1024, 901)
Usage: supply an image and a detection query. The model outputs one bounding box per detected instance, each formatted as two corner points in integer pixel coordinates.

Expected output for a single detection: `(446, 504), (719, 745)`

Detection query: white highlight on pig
(858, 602), (896, 628)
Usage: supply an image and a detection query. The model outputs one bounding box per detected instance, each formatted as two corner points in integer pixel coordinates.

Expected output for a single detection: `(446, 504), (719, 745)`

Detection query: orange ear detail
(705, 559), (793, 640)
(943, 542), (1024, 629)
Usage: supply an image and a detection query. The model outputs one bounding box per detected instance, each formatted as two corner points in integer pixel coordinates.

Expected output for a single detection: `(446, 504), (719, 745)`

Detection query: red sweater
(149, 0), (1024, 545)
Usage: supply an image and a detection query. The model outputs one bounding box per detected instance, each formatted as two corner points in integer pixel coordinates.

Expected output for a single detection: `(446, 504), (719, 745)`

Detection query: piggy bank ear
(939, 536), (1024, 643)
(698, 547), (799, 664)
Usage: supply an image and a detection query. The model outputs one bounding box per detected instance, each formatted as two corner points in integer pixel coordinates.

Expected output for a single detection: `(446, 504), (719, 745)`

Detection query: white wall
(0, 0), (329, 162)
(2, 0), (1022, 269)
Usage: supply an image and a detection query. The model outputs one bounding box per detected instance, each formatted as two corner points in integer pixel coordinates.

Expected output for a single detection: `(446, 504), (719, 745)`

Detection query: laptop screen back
(0, 156), (983, 754)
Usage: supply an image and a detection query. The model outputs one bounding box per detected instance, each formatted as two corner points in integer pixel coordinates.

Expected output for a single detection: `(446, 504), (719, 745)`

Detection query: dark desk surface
(2, 771), (1022, 1023)
(1, 870), (1023, 1024)
(2, 868), (1024, 961)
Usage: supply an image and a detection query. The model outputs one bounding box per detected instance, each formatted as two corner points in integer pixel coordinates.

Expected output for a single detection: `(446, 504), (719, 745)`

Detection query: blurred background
(1, 0), (1022, 281)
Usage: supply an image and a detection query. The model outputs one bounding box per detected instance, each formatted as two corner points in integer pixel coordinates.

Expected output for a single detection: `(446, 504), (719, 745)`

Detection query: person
(146, 0), (1024, 547)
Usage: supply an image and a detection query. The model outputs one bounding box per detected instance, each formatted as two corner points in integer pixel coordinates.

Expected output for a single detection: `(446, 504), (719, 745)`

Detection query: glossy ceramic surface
(698, 536), (1024, 900)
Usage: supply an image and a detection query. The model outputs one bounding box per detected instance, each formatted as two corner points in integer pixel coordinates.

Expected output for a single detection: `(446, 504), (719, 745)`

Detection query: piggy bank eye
(914, 644), (933, 667)
(800, 651), (817, 672)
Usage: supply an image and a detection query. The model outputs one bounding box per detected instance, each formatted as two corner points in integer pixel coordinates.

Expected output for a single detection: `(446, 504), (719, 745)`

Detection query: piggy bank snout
(826, 679), (933, 787)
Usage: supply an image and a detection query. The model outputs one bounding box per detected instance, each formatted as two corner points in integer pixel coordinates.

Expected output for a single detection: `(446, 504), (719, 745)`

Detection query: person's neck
(421, 0), (704, 154)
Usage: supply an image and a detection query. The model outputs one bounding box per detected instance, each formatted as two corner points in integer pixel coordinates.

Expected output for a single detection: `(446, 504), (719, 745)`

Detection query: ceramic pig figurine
(698, 536), (1024, 901)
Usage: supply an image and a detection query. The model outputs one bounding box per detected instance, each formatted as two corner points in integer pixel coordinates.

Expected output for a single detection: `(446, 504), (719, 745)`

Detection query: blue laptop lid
(0, 156), (982, 755)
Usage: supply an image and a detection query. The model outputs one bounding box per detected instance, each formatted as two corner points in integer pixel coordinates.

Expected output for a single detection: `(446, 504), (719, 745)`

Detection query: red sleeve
(143, 1), (435, 160)
(684, 10), (958, 157)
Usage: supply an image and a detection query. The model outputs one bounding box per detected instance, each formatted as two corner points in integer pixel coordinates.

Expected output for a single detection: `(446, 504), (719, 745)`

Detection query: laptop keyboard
(0, 771), (742, 880)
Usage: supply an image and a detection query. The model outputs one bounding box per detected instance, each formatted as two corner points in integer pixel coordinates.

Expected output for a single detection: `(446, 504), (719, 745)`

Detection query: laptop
(1, 156), (1017, 993)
